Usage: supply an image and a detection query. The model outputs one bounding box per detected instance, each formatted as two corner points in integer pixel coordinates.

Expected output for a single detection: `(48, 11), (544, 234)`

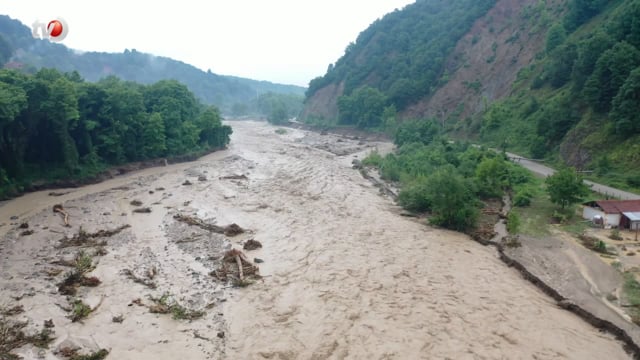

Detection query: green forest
(0, 15), (304, 114)
(0, 68), (232, 199)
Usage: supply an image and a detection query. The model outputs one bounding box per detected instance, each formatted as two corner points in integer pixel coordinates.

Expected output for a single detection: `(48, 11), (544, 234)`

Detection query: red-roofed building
(583, 200), (640, 229)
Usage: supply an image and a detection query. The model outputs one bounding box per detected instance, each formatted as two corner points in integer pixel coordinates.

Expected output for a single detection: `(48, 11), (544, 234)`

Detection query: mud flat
(0, 120), (633, 359)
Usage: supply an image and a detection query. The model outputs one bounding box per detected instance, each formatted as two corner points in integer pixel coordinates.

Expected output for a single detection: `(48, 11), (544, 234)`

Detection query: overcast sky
(3, 1), (415, 87)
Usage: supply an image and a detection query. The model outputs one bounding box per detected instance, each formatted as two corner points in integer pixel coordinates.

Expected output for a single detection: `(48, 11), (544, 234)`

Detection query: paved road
(507, 153), (640, 200)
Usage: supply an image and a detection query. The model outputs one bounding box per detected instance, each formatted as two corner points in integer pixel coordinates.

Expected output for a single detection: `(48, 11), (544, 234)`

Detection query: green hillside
(302, 0), (640, 191)
(476, 0), (640, 190)
(0, 15), (304, 114)
(302, 0), (496, 125)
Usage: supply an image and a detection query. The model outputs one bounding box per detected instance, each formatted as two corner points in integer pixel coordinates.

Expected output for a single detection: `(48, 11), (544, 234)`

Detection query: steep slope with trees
(301, 0), (497, 126)
(0, 15), (304, 113)
(0, 68), (231, 199)
(302, 0), (640, 189)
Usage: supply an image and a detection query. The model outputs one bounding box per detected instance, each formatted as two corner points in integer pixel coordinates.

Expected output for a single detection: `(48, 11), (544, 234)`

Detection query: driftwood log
(235, 256), (244, 281)
(53, 204), (70, 227)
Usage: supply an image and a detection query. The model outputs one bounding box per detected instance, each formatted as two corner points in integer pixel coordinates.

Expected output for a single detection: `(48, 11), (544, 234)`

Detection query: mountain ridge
(0, 15), (305, 112)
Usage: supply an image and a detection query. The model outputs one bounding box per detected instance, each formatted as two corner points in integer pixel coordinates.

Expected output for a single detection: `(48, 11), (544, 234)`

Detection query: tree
(142, 113), (166, 158)
(337, 86), (387, 128)
(583, 42), (640, 113)
(426, 167), (478, 231)
(610, 66), (640, 136)
(545, 167), (590, 209)
(546, 24), (567, 53)
(267, 101), (288, 124)
(475, 157), (509, 197)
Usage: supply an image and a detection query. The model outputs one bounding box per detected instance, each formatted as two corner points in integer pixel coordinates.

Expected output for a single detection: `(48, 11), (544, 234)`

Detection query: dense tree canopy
(0, 68), (232, 198)
(0, 15), (304, 113)
(364, 120), (532, 231)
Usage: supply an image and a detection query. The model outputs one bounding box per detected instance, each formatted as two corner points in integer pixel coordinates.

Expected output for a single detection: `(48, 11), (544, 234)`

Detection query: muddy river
(0, 121), (631, 359)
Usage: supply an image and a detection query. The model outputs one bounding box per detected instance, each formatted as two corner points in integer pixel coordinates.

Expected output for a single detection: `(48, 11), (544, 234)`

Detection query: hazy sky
(3, 1), (415, 87)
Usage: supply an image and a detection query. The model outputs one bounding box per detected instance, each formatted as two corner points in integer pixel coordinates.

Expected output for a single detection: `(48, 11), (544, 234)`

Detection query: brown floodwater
(0, 120), (631, 359)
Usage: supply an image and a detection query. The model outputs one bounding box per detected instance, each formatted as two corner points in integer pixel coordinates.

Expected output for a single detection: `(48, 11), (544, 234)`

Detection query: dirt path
(0, 121), (633, 359)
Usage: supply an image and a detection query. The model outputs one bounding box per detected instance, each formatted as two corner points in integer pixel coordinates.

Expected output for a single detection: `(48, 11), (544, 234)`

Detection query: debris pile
(173, 213), (245, 236)
(57, 225), (131, 248)
(211, 249), (260, 287)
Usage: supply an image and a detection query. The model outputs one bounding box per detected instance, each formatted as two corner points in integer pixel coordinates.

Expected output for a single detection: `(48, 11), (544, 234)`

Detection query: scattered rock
(217, 331), (225, 339)
(102, 212), (111, 216)
(399, 211), (418, 218)
(1, 304), (25, 316)
(48, 191), (70, 197)
(149, 190), (154, 194)
(20, 230), (34, 236)
(243, 239), (263, 250)
(44, 319), (54, 328)
(10, 215), (18, 220)
(198, 175), (207, 182)
(133, 207), (152, 214)
(155, 187), (165, 191)
(254, 258), (264, 264)
(112, 315), (124, 323)
(224, 223), (245, 237)
(182, 180), (193, 186)
(130, 200), (143, 206)
(18, 222), (29, 229)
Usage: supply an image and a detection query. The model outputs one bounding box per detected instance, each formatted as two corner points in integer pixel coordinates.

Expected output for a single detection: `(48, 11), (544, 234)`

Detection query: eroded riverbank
(0, 121), (633, 359)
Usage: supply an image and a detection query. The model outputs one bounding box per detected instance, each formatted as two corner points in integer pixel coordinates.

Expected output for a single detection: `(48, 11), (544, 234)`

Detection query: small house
(582, 200), (640, 229)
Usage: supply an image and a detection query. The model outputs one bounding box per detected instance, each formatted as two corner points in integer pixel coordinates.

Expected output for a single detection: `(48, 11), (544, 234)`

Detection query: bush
(362, 150), (383, 167)
(627, 174), (640, 188)
(398, 178), (431, 212)
(513, 187), (533, 207)
(507, 212), (521, 234)
(610, 228), (623, 240)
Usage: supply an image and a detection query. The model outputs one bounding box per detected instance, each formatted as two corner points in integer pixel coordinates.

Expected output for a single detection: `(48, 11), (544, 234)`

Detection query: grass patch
(512, 176), (590, 237)
(59, 347), (109, 360)
(559, 219), (590, 236)
(148, 293), (204, 321)
(0, 318), (55, 359)
(623, 273), (640, 325)
(69, 300), (92, 322)
(512, 190), (555, 236)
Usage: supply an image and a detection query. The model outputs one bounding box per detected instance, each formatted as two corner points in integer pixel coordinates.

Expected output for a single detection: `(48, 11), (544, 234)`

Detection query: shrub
(507, 212), (521, 234)
(362, 150), (383, 167)
(398, 178), (431, 212)
(610, 228), (623, 240)
(513, 187), (533, 207)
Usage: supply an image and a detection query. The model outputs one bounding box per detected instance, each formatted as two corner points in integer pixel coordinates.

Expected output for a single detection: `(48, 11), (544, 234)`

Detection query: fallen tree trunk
(53, 204), (70, 227)
(235, 256), (244, 281)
